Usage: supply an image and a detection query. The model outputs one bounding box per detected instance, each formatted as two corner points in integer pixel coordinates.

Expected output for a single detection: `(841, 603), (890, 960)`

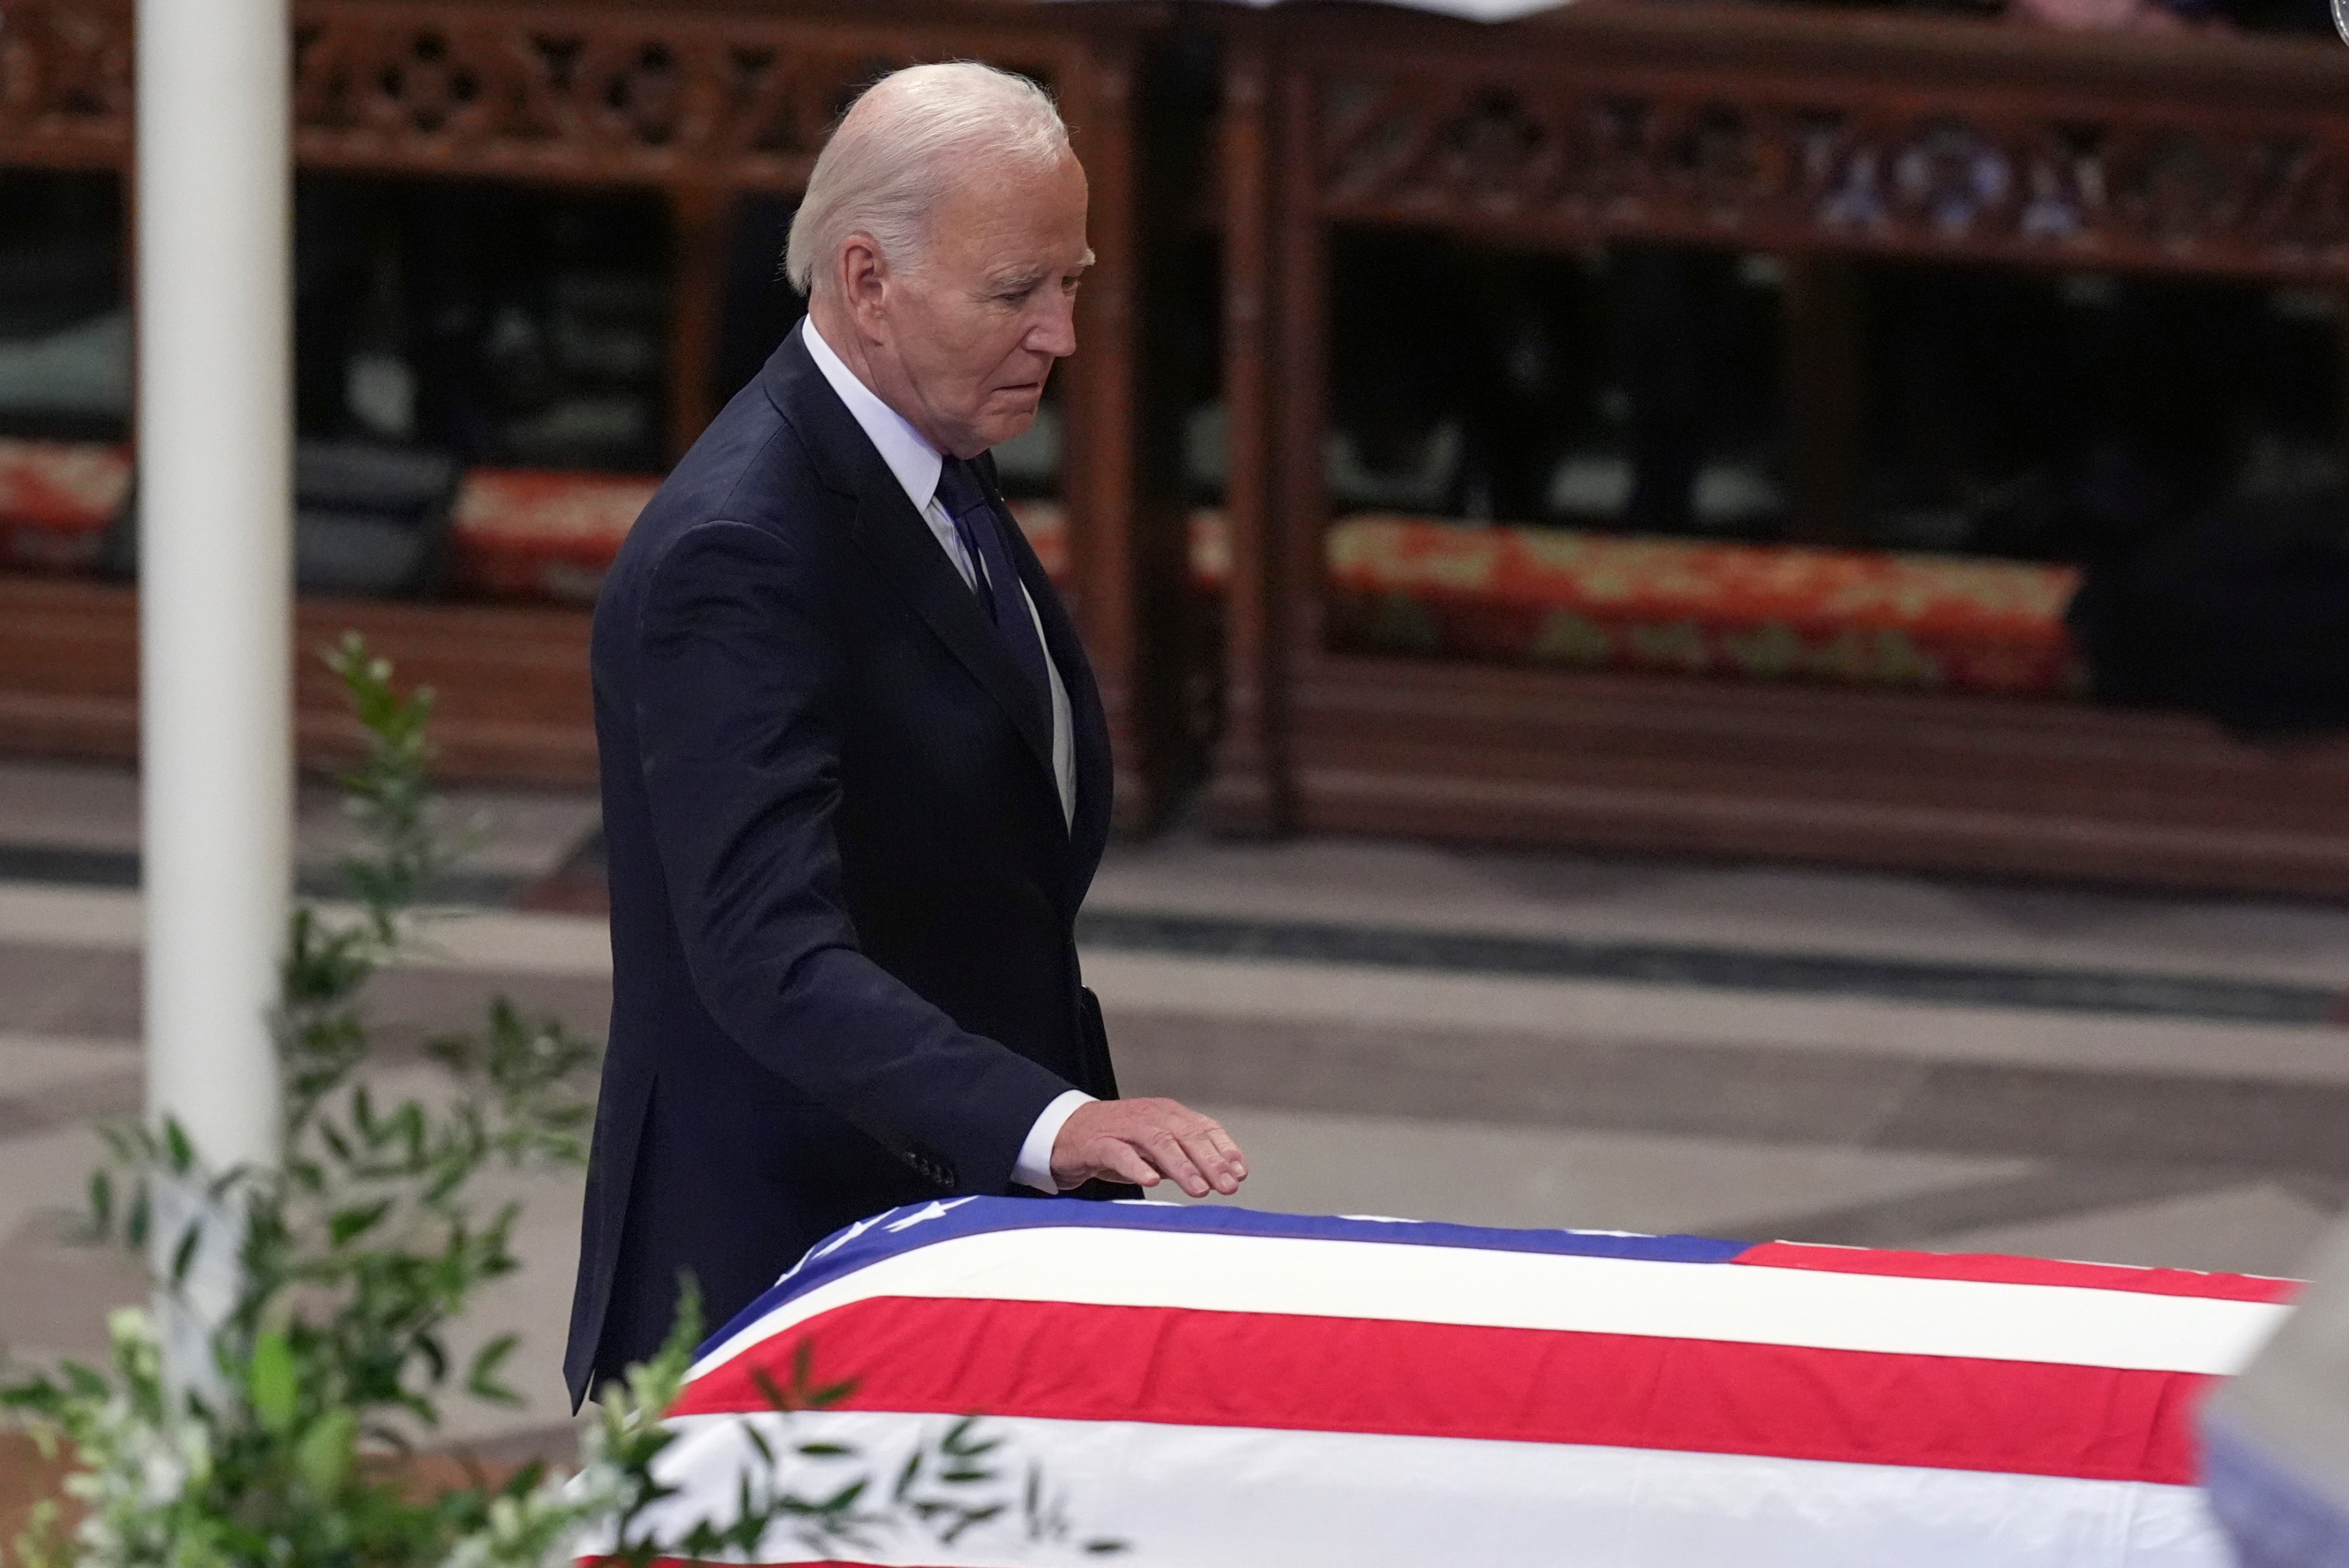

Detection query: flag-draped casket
(628, 1198), (2294, 1566)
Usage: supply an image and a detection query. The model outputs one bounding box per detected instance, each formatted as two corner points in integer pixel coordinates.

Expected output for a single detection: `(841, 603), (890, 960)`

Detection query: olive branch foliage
(2, 634), (1123, 1567)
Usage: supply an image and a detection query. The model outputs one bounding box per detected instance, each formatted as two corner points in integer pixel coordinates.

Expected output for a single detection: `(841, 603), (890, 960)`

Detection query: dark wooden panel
(1289, 655), (2349, 896)
(0, 576), (596, 785)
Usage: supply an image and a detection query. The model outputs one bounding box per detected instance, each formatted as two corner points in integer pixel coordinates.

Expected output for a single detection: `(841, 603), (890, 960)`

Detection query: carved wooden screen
(0, 0), (1081, 187)
(1299, 3), (2349, 283)
(1209, 1), (2349, 839)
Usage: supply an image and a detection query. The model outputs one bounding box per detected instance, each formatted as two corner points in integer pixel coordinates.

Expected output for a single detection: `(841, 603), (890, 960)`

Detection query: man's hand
(1050, 1097), (1247, 1198)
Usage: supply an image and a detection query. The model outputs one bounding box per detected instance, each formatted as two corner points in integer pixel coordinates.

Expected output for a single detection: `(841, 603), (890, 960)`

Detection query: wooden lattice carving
(1316, 67), (2349, 277)
(0, 3), (134, 151)
(0, 0), (1067, 190)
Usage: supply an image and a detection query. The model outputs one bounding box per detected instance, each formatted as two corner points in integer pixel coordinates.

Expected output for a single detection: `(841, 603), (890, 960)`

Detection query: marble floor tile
(0, 1034), (138, 1094)
(1176, 1107), (2034, 1239)
(1084, 950), (2349, 1085)
(0, 761), (141, 854)
(0, 1203), (149, 1367)
(1929, 1182), (2343, 1278)
(0, 944), (139, 1040)
(0, 1121), (119, 1256)
(0, 765), (602, 903)
(1092, 831), (2349, 988)
(295, 784), (602, 880)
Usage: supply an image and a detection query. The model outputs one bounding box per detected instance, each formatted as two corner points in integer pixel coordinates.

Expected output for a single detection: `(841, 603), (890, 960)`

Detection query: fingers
(1098, 1140), (1160, 1189)
(1205, 1123), (1247, 1179)
(1173, 1124), (1241, 1196)
(1119, 1102), (1245, 1198)
(1118, 1122), (1193, 1192)
(1051, 1097), (1250, 1197)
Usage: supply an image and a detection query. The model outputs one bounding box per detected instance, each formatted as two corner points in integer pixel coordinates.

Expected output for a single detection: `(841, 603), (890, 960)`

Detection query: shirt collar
(802, 314), (945, 517)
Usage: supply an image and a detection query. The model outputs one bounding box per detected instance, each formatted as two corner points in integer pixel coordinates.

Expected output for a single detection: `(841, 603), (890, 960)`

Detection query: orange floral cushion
(447, 467), (664, 604)
(1004, 500), (1229, 590)
(1008, 499), (1069, 580)
(0, 448), (2084, 699)
(0, 439), (129, 573)
(1325, 513), (2084, 698)
(446, 487), (1098, 606)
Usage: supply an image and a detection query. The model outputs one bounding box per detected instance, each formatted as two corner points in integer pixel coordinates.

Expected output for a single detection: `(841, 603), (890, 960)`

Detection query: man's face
(866, 152), (1090, 459)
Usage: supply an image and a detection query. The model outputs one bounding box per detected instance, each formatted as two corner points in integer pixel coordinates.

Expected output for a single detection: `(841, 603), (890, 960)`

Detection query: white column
(136, 0), (292, 1174)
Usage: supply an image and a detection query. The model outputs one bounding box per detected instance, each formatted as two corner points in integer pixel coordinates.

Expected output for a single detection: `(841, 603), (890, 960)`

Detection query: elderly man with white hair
(564, 62), (1246, 1404)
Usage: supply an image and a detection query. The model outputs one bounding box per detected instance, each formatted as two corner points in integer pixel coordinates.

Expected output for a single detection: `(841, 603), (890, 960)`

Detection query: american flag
(626, 1197), (2295, 1567)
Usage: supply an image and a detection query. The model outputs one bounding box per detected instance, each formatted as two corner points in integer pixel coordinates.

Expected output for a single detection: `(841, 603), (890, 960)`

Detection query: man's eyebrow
(989, 253), (1094, 291)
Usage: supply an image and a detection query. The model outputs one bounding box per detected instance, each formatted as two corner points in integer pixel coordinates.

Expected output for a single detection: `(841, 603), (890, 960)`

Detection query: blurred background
(3, 0), (2349, 1441)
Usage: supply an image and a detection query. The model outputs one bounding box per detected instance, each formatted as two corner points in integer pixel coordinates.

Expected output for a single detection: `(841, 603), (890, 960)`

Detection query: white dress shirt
(802, 317), (1092, 1193)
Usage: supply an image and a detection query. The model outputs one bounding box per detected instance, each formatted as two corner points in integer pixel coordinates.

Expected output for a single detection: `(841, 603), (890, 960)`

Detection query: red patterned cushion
(447, 485), (1098, 606)
(0, 439), (129, 574)
(0, 452), (2082, 700)
(1004, 500), (1230, 590)
(447, 468), (662, 604)
(1326, 513), (2084, 698)
(1007, 499), (1069, 580)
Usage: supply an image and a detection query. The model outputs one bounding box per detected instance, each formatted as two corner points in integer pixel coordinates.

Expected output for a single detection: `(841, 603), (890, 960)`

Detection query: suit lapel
(765, 326), (1058, 789)
(848, 483), (1056, 782)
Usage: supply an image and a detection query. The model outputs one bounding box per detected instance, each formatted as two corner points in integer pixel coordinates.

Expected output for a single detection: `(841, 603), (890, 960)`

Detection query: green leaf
(293, 1407), (357, 1496)
(465, 1333), (522, 1405)
(248, 1329), (299, 1434)
(327, 1199), (393, 1246)
(169, 1221), (201, 1287)
(751, 1367), (794, 1414)
(815, 1477), (867, 1512)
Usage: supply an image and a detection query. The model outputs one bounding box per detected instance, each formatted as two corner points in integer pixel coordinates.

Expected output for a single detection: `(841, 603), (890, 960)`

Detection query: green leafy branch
(1, 635), (1125, 1568)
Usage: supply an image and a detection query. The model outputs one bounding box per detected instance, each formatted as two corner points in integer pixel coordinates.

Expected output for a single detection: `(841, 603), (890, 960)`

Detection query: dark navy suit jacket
(564, 322), (1120, 1405)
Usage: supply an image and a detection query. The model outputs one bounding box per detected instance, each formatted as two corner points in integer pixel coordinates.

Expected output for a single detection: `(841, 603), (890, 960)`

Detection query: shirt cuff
(1011, 1089), (1096, 1194)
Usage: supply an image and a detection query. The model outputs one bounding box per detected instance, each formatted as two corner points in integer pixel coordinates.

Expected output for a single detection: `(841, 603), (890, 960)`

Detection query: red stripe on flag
(581, 1561), (939, 1567)
(672, 1297), (2209, 1484)
(579, 1559), (933, 1567)
(1735, 1241), (2301, 1303)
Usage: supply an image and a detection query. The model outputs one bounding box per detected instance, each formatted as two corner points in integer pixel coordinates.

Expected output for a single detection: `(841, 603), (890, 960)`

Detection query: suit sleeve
(631, 516), (1075, 1195)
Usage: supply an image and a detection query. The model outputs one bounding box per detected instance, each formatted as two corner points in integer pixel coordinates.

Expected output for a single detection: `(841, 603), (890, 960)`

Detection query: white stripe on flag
(694, 1228), (2285, 1379)
(621, 1410), (2228, 1568)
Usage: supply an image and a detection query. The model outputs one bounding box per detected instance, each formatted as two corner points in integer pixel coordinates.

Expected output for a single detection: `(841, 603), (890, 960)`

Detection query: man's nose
(1027, 294), (1078, 359)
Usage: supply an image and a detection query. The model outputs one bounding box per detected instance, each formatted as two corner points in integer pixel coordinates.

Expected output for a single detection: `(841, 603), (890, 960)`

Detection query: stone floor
(3, 756), (2348, 1459)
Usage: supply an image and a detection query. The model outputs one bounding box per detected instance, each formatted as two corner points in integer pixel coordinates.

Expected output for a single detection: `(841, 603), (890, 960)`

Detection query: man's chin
(976, 407), (1043, 451)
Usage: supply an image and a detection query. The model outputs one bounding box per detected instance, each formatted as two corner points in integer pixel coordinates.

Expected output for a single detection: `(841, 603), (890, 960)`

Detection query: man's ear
(840, 236), (890, 336)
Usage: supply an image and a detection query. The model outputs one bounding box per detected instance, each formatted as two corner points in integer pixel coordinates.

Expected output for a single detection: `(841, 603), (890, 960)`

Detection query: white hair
(785, 62), (1071, 298)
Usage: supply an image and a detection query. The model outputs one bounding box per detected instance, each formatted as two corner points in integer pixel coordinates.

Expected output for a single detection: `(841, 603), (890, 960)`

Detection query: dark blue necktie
(933, 455), (1053, 716)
